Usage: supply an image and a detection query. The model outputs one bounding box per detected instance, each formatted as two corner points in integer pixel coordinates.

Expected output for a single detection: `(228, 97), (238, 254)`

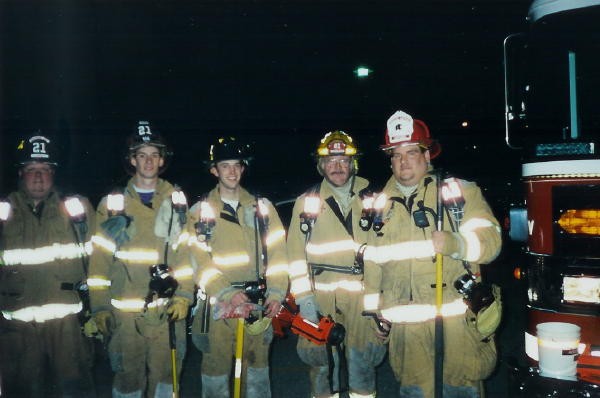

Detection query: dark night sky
(0, 1), (529, 208)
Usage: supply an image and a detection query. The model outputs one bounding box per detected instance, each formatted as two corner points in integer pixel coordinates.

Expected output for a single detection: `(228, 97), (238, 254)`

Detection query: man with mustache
(287, 131), (386, 398)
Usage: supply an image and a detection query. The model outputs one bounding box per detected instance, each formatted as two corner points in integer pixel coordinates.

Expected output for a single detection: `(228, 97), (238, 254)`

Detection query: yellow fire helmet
(315, 130), (360, 174)
(316, 130), (359, 157)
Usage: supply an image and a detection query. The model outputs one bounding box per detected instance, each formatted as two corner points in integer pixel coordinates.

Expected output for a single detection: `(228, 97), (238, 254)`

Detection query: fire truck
(504, 0), (600, 395)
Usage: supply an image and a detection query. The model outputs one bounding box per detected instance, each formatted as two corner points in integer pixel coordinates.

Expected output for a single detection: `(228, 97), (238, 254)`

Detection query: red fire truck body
(505, 0), (600, 394)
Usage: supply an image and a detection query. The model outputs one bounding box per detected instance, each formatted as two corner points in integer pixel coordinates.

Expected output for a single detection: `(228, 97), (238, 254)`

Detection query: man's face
(19, 162), (55, 201)
(321, 155), (352, 187)
(130, 145), (164, 179)
(210, 160), (244, 190)
(390, 144), (430, 187)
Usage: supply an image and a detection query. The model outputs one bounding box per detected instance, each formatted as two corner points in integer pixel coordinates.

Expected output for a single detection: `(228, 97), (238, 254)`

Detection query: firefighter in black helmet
(88, 121), (194, 397)
(178, 136), (288, 397)
(0, 133), (96, 397)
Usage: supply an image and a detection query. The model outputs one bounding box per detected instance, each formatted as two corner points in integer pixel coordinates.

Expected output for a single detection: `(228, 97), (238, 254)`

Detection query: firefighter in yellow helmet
(362, 111), (502, 397)
(287, 130), (386, 398)
(179, 136), (289, 397)
(0, 133), (96, 396)
(87, 121), (194, 397)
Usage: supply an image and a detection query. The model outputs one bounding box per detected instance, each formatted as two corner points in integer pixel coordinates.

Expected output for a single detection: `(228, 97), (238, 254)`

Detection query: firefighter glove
(83, 318), (99, 338)
(475, 284), (502, 338)
(100, 215), (134, 247)
(93, 310), (115, 336)
(155, 198), (182, 243)
(296, 295), (320, 323)
(167, 296), (191, 321)
(432, 231), (464, 259)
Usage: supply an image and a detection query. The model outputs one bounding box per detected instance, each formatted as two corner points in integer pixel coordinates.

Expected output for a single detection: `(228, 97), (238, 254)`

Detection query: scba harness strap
(301, 181), (368, 278)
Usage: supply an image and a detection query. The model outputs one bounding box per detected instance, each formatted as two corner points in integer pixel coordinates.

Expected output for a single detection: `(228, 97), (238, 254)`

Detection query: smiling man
(363, 110), (502, 398)
(183, 136), (288, 397)
(88, 121), (193, 398)
(0, 134), (96, 397)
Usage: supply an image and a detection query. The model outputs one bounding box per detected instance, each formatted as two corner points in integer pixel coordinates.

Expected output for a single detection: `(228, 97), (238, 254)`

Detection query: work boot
(153, 382), (174, 398)
(201, 374), (229, 398)
(398, 385), (424, 398)
(112, 387), (142, 398)
(246, 367), (271, 398)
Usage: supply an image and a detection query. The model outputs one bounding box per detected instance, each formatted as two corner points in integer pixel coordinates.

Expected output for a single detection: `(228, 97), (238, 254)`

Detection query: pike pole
(169, 321), (179, 398)
(233, 318), (245, 398)
(434, 171), (444, 398)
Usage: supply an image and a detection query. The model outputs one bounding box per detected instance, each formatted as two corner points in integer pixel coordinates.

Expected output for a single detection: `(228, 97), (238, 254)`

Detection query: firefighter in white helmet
(362, 111), (502, 397)
(287, 130), (386, 398)
(178, 136), (289, 397)
(0, 133), (96, 396)
(88, 121), (194, 397)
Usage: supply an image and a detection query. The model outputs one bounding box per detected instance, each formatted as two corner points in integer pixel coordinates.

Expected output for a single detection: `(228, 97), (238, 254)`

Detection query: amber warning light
(557, 209), (600, 235)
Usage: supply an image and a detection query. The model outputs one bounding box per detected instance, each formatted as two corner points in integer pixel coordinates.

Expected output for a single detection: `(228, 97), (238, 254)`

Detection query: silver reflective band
(173, 267), (194, 279)
(2, 242), (92, 266)
(212, 253), (250, 267)
(91, 235), (116, 253)
(305, 239), (360, 256)
(111, 298), (168, 311)
(380, 298), (467, 323)
(314, 279), (363, 292)
(2, 302), (82, 323)
(87, 278), (112, 287)
(363, 240), (434, 263)
(114, 250), (159, 263)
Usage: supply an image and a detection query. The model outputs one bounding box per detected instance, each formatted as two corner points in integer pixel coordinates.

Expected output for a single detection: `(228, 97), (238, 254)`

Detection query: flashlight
(0, 200), (11, 222)
(257, 198), (270, 226)
(359, 190), (375, 231)
(372, 193), (387, 234)
(65, 196), (87, 224)
(171, 188), (188, 226)
(300, 195), (320, 234)
(107, 192), (125, 217)
(195, 200), (216, 242)
(441, 178), (465, 223)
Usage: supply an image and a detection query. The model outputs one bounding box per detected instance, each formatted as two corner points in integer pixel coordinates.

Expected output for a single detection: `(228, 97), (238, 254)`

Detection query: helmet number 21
(32, 142), (47, 154)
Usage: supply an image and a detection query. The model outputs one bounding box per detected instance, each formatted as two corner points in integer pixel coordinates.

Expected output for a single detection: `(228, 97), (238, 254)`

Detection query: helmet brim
(380, 140), (441, 159)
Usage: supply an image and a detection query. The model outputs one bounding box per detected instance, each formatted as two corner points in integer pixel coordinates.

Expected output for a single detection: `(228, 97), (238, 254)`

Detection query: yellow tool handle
(171, 347), (178, 398)
(233, 318), (245, 398)
(169, 321), (179, 398)
(435, 253), (443, 311)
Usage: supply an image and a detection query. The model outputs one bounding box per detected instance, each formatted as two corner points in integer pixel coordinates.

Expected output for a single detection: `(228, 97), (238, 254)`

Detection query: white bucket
(536, 322), (580, 380)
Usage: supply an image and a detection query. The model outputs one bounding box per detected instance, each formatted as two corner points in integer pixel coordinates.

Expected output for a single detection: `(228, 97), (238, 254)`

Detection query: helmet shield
(316, 130), (359, 157)
(124, 121), (171, 175)
(381, 111), (441, 159)
(315, 130), (359, 176)
(15, 134), (58, 167)
(206, 136), (252, 168)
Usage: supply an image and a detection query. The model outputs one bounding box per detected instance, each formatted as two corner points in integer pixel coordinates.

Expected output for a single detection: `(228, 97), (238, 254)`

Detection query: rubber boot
(112, 387), (142, 398)
(201, 374), (229, 398)
(246, 366), (271, 398)
(153, 382), (174, 398)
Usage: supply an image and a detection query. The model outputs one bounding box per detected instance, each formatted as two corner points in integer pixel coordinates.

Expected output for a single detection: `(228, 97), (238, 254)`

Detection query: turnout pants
(0, 313), (94, 398)
(108, 310), (186, 398)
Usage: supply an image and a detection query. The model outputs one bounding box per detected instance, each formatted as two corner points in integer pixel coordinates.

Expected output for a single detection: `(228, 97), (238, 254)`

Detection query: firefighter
(362, 110), (502, 398)
(87, 121), (194, 398)
(287, 131), (386, 398)
(182, 136), (288, 397)
(0, 133), (96, 397)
